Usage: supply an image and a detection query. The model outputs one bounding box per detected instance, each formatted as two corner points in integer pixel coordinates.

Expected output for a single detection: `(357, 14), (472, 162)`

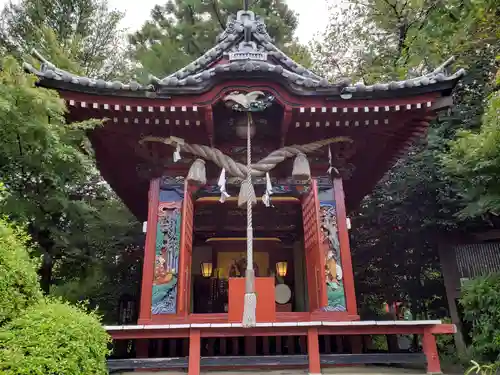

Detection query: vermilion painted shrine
(25, 8), (464, 375)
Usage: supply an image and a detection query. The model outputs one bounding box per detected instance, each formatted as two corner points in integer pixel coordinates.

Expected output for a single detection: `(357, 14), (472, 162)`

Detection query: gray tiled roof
(24, 10), (465, 98)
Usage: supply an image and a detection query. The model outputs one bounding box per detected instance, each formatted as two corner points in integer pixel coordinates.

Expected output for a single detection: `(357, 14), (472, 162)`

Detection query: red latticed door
(302, 179), (327, 311)
(177, 182), (194, 316)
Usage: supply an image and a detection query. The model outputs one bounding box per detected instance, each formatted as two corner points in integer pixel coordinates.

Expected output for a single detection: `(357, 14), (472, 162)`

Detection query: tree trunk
(40, 252), (53, 295)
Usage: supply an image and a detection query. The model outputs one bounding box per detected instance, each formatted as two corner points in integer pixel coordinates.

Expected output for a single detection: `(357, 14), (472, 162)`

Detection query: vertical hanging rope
(242, 112), (257, 327)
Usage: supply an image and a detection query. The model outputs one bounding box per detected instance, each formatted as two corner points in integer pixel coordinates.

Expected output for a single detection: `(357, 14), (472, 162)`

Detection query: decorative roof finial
(243, 0), (249, 10)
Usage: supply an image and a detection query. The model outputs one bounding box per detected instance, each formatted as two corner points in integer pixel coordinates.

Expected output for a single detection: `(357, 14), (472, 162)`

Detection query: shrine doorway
(190, 196), (308, 314)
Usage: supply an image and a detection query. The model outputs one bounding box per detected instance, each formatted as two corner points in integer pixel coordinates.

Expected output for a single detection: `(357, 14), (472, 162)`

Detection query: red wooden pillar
(138, 178), (160, 324)
(333, 178), (358, 316)
(422, 330), (442, 374)
(307, 327), (321, 375)
(188, 329), (201, 375)
(303, 179), (328, 311)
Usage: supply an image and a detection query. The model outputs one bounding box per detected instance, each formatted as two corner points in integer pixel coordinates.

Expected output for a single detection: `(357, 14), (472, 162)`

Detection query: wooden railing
(106, 320), (454, 375)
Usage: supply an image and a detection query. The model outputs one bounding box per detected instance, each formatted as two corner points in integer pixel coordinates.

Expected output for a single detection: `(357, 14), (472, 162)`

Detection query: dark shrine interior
(191, 198), (306, 314)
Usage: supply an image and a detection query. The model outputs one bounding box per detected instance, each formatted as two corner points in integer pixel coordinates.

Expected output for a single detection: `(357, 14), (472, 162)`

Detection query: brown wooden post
(333, 178), (358, 316)
(438, 243), (467, 354)
(138, 178), (160, 324)
(136, 339), (149, 358)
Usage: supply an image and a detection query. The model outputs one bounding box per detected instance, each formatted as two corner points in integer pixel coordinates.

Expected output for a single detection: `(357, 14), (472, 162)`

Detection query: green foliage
(313, 0), (500, 325)
(442, 69), (500, 218)
(49, 198), (143, 323)
(129, 0), (311, 78)
(436, 317), (460, 362)
(466, 360), (500, 375)
(0, 218), (42, 325)
(0, 0), (128, 79)
(460, 273), (500, 362)
(0, 299), (110, 375)
(0, 55), (104, 291)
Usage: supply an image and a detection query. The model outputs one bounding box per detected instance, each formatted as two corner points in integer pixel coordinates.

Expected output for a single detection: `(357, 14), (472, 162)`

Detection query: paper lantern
(201, 262), (213, 278)
(275, 261), (288, 277)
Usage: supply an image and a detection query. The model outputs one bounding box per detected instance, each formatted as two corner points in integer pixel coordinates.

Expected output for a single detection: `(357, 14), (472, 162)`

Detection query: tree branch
(211, 0), (225, 31)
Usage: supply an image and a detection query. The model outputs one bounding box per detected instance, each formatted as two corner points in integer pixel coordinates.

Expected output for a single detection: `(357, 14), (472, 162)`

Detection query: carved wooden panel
(302, 179), (326, 310)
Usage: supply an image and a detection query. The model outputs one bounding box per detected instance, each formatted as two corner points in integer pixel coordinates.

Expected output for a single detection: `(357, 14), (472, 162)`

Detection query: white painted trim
(322, 321), (352, 326)
(104, 325), (124, 330)
(297, 321), (322, 326)
(127, 325), (145, 330)
(256, 322), (273, 327)
(272, 322), (298, 327)
(103, 319), (444, 332)
(144, 325), (170, 329)
(352, 320), (377, 326)
(375, 321), (397, 326)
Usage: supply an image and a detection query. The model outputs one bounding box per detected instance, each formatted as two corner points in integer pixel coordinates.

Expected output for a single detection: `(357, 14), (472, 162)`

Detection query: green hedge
(0, 218), (42, 325)
(0, 299), (110, 375)
(460, 273), (500, 362)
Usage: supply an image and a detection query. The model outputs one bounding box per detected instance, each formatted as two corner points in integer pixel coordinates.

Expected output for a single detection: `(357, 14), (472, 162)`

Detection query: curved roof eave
(23, 8), (465, 102)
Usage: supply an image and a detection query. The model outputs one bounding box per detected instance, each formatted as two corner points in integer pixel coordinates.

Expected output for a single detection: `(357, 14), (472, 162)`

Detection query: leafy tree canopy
(0, 0), (128, 79)
(313, 0), (499, 316)
(129, 0), (311, 79)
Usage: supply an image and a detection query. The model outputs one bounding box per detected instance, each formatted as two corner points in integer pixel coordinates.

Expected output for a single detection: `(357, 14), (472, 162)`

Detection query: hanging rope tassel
(173, 143), (181, 162)
(238, 179), (257, 208)
(242, 112), (257, 328)
(292, 152), (311, 181)
(327, 145), (340, 177)
(187, 159), (206, 186)
(217, 168), (231, 203)
(262, 172), (273, 207)
(327, 145), (333, 174)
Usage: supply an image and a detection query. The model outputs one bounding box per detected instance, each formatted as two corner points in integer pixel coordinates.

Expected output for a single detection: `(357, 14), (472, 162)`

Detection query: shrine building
(25, 8), (464, 375)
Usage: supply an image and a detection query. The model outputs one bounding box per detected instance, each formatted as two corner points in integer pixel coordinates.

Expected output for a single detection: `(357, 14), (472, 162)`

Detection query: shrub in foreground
(0, 299), (110, 375)
(460, 273), (500, 362)
(0, 218), (42, 325)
